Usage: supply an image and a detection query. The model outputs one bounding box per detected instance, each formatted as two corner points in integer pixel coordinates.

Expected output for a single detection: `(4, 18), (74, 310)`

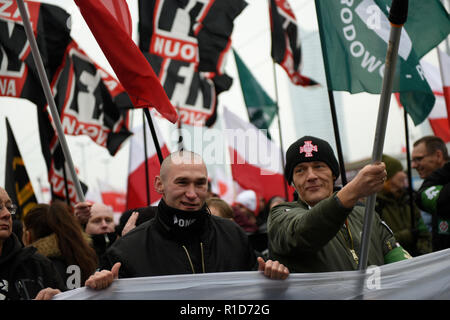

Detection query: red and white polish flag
(210, 166), (235, 205)
(223, 107), (293, 202)
(421, 53), (450, 142)
(126, 119), (170, 210)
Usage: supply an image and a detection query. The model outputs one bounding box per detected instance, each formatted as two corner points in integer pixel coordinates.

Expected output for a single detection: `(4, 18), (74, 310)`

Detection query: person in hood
(232, 189), (260, 234)
(84, 150), (289, 290)
(268, 136), (411, 273)
(0, 187), (65, 300)
(375, 154), (431, 256)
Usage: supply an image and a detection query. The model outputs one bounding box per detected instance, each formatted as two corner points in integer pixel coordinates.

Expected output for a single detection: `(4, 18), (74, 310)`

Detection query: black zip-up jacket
(417, 161), (450, 251)
(0, 234), (66, 300)
(102, 206), (257, 278)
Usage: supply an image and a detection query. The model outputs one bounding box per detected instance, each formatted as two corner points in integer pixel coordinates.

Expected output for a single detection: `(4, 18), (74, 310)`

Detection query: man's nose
(0, 206), (11, 219)
(305, 167), (318, 180)
(185, 185), (197, 199)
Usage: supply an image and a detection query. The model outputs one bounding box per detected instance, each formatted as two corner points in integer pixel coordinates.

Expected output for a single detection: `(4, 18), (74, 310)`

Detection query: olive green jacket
(376, 190), (431, 256)
(268, 193), (407, 273)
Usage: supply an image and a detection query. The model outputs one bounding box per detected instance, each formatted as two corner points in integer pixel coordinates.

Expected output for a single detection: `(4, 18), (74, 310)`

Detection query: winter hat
(284, 136), (340, 184)
(382, 154), (403, 180)
(234, 189), (260, 216)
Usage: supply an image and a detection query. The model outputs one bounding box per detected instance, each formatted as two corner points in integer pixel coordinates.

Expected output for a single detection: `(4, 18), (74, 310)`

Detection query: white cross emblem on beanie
(300, 141), (318, 157)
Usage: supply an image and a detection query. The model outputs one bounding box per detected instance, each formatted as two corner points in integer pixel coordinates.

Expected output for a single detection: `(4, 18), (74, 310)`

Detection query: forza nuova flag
(138, 0), (244, 127)
(51, 40), (132, 156)
(269, 0), (318, 86)
(0, 1), (71, 107)
(37, 108), (88, 207)
(5, 118), (38, 219)
(0, 1), (133, 156)
(315, 0), (450, 125)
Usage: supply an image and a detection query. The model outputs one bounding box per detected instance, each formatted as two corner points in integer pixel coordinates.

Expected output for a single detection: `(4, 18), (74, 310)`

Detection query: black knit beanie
(284, 136), (340, 184)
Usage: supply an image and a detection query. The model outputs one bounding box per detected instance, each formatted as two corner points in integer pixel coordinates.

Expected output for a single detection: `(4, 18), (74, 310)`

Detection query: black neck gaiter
(158, 199), (209, 238)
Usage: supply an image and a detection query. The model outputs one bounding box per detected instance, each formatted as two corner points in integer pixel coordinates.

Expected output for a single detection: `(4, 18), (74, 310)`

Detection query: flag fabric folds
(37, 109), (89, 207)
(315, 0), (450, 125)
(233, 49), (277, 138)
(138, 0), (245, 127)
(74, 0), (178, 124)
(5, 118), (38, 219)
(269, 0), (318, 86)
(223, 107), (294, 202)
(0, 1), (133, 156)
(99, 0), (133, 36)
(126, 118), (170, 210)
(0, 1), (70, 108)
(416, 59), (449, 142)
(195, 0), (248, 75)
(51, 41), (133, 155)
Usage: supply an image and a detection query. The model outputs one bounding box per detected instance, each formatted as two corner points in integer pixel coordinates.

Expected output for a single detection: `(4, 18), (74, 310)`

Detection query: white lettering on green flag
(316, 0), (450, 125)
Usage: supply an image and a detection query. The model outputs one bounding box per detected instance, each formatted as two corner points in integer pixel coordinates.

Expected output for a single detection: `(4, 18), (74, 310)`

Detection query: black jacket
(102, 206), (257, 278)
(0, 234), (66, 300)
(417, 162), (450, 251)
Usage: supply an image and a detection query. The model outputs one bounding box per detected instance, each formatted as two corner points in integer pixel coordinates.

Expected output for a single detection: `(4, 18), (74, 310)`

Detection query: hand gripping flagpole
(358, 0), (408, 273)
(16, 0), (85, 202)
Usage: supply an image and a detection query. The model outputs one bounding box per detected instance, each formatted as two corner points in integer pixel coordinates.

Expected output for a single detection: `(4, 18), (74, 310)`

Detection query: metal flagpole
(272, 62), (289, 200)
(358, 0), (409, 272)
(16, 0), (85, 202)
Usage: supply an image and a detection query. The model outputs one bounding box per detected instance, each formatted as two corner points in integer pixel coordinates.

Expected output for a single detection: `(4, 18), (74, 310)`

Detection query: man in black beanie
(268, 136), (412, 273)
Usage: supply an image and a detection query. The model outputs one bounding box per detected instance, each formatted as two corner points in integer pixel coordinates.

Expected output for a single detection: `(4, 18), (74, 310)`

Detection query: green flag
(233, 49), (278, 138)
(315, 0), (450, 125)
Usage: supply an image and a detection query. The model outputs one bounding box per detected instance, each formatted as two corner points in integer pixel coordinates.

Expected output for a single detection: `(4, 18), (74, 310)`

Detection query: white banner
(54, 249), (450, 300)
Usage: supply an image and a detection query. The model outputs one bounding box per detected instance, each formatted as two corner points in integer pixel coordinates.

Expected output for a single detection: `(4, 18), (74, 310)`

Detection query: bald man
(85, 203), (116, 235)
(85, 151), (288, 289)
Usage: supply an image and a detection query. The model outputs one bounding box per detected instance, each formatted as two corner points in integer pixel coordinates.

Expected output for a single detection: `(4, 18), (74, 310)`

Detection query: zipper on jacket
(182, 242), (206, 274)
(339, 220), (359, 266)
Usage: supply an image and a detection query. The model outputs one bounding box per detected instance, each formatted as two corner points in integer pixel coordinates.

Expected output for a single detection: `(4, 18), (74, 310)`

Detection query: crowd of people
(0, 134), (448, 300)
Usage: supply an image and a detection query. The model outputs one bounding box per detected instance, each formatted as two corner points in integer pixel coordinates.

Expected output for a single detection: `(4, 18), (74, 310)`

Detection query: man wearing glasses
(0, 187), (65, 300)
(412, 136), (450, 252)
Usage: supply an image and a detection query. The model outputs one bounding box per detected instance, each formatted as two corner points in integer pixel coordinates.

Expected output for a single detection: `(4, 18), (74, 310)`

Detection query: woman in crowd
(22, 201), (98, 287)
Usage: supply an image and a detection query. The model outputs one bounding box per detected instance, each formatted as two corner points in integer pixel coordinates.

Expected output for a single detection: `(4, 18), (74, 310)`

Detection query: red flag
(74, 0), (178, 123)
(126, 118), (170, 209)
(223, 107), (294, 202)
(99, 0), (132, 36)
(395, 58), (450, 143)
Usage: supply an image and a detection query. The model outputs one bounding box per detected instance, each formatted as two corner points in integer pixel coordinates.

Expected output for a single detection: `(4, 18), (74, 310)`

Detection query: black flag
(269, 0), (317, 86)
(138, 0), (246, 126)
(5, 118), (38, 219)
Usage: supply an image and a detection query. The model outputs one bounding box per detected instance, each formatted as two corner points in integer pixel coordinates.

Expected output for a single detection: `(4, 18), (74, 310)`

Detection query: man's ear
(435, 149), (444, 162)
(154, 176), (164, 194)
